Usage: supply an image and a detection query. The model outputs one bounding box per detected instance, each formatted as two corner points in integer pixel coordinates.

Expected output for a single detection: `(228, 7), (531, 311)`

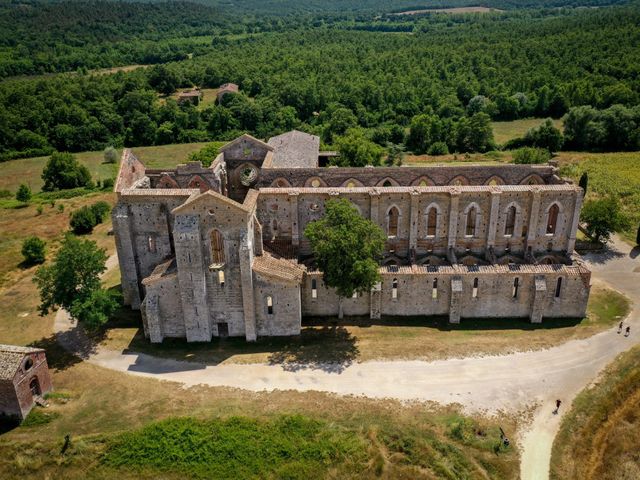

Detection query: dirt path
(54, 237), (639, 480)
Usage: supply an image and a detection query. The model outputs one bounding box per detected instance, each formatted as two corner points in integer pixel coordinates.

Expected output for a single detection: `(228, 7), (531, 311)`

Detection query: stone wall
(256, 185), (582, 258)
(253, 272), (302, 336)
(257, 164), (558, 189)
(0, 351), (52, 420)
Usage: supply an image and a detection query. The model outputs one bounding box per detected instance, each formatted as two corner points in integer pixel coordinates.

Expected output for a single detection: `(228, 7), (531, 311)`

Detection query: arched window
(271, 219), (279, 239)
(388, 207), (400, 238)
(547, 204), (559, 235)
(383, 180), (393, 187)
(432, 278), (438, 299)
(426, 207), (437, 237)
(266, 296), (273, 315)
(211, 230), (224, 264)
(148, 236), (157, 253)
(466, 206), (477, 237)
(392, 278), (398, 299)
(512, 278), (519, 298)
(472, 277), (479, 298)
(29, 377), (41, 396)
(218, 270), (225, 287)
(555, 278), (562, 298)
(505, 206), (516, 236)
(311, 279), (318, 299)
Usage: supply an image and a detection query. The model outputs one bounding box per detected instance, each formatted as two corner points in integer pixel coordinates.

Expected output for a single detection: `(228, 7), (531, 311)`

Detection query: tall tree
(580, 197), (629, 244)
(304, 199), (385, 318)
(33, 234), (113, 320)
(42, 152), (93, 191)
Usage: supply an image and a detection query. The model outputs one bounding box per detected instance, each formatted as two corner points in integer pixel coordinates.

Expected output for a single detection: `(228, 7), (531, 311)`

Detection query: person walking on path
(625, 326), (631, 337)
(553, 399), (562, 415)
(618, 321), (624, 333)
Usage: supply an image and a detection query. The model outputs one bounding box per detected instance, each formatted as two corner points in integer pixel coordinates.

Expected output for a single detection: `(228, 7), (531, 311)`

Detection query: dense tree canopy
(0, 2), (639, 161)
(304, 199), (385, 306)
(42, 153), (93, 191)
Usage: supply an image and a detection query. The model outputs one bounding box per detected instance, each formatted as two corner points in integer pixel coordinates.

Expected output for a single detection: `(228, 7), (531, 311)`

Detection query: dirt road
(55, 236), (639, 480)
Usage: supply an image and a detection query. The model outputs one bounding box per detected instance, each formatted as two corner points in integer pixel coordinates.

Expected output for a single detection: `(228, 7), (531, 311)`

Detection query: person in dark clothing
(554, 399), (562, 414)
(625, 326), (631, 337)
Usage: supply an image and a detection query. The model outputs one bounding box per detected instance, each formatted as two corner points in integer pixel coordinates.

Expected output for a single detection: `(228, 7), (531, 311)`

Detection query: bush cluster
(70, 201), (112, 234)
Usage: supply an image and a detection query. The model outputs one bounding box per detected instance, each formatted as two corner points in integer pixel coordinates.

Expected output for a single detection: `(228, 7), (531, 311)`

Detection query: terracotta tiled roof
(0, 345), (43, 381)
(252, 253), (305, 283)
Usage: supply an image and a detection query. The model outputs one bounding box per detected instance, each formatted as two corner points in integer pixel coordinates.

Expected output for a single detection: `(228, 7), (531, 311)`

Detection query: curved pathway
(55, 237), (639, 480)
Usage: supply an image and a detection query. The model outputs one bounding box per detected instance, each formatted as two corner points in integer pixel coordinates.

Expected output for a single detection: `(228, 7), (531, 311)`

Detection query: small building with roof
(216, 82), (239, 103)
(177, 88), (202, 106)
(0, 345), (52, 420)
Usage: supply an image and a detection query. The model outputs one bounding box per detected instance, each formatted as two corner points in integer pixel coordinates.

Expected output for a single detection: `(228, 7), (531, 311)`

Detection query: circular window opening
(309, 203), (319, 212)
(240, 166), (258, 186)
(208, 209), (215, 216)
(270, 204), (279, 212)
(311, 179), (321, 188)
(24, 358), (33, 371)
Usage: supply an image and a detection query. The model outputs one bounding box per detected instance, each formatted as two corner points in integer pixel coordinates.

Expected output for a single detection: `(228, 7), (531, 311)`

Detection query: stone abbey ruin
(112, 130), (590, 343)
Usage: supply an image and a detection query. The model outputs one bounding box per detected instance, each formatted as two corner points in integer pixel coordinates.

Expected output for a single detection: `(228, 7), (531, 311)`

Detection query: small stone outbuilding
(0, 345), (52, 421)
(177, 88), (202, 106)
(216, 82), (239, 103)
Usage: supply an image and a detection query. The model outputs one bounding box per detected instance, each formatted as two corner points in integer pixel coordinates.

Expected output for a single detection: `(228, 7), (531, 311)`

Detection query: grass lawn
(491, 118), (563, 146)
(550, 344), (640, 480)
(556, 151), (640, 242)
(0, 142), (211, 193)
(97, 280), (629, 366)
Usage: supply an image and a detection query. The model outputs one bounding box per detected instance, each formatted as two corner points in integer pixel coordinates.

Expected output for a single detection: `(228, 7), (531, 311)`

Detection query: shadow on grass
(121, 325), (360, 374)
(29, 332), (87, 372)
(304, 315), (585, 331)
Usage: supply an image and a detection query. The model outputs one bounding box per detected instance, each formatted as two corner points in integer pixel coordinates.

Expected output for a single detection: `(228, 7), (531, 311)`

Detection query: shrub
(513, 147), (551, 164)
(58, 204), (65, 213)
(16, 183), (32, 202)
(102, 178), (115, 190)
(70, 206), (97, 234)
(21, 236), (46, 265)
(0, 189), (12, 199)
(104, 146), (118, 164)
(428, 141), (449, 156)
(91, 201), (111, 223)
(36, 205), (43, 215)
(42, 152), (93, 191)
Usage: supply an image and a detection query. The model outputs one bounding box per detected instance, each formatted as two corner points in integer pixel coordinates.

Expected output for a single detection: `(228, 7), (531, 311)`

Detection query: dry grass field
(550, 345), (640, 479)
(0, 142), (209, 193)
(491, 118), (563, 145)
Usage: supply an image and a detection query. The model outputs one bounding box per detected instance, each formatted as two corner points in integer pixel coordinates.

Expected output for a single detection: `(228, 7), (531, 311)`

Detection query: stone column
(239, 230), (257, 341)
(526, 187), (542, 252)
(369, 189), (380, 227)
(449, 276), (462, 323)
(487, 188), (501, 247)
(409, 190), (420, 251)
(448, 190), (460, 249)
(530, 276), (547, 323)
(112, 203), (141, 309)
(174, 215), (212, 342)
(566, 189), (584, 253)
(142, 293), (163, 343)
(289, 191), (300, 246)
(369, 281), (382, 319)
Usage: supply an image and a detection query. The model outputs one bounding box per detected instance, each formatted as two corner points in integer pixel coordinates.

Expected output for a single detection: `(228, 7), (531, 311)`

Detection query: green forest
(1, 0), (639, 161)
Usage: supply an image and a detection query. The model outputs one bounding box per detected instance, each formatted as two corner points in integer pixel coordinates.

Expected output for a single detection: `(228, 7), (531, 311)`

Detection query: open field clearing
(393, 7), (503, 15)
(0, 143), (209, 193)
(492, 118), (564, 145)
(556, 151), (640, 242)
(550, 344), (640, 479)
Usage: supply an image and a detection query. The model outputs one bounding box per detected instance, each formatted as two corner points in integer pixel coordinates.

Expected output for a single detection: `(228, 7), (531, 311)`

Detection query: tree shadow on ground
(28, 333), (85, 372)
(582, 244), (626, 265)
(267, 325), (359, 373)
(120, 324), (360, 374)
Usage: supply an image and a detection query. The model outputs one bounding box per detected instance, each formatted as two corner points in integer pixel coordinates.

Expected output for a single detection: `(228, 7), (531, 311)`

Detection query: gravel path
(54, 236), (639, 480)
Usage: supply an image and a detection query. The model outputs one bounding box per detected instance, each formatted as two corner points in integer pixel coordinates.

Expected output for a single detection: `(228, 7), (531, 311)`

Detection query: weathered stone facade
(0, 345), (52, 421)
(113, 130), (591, 343)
